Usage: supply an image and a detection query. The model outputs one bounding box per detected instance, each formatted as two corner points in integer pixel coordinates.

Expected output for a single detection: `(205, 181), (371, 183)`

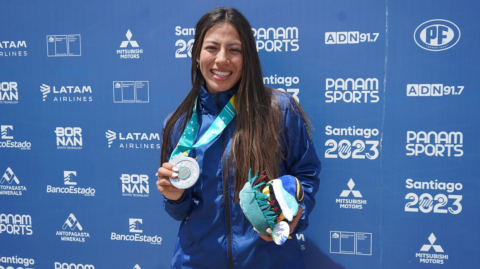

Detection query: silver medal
(169, 154), (200, 189)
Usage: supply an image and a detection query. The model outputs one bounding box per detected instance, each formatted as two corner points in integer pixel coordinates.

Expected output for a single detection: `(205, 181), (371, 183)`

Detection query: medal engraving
(169, 155), (200, 189)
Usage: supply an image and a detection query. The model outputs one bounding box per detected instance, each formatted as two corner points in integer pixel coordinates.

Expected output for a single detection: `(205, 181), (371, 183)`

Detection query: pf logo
(414, 19), (460, 51)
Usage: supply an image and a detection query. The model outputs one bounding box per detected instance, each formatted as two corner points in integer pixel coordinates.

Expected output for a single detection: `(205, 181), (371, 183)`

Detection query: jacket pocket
(179, 216), (194, 248)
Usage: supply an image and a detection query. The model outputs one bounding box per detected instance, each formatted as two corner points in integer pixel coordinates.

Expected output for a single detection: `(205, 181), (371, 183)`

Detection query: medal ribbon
(170, 95), (236, 160)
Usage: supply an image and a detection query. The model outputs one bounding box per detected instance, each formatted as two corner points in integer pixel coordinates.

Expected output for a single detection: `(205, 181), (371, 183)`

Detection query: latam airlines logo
(105, 130), (160, 149)
(56, 213), (90, 242)
(117, 30), (143, 59)
(415, 233), (449, 264)
(55, 127), (83, 150)
(336, 179), (367, 209)
(0, 40), (27, 57)
(46, 171), (96, 196)
(111, 218), (162, 244)
(0, 82), (19, 104)
(414, 20), (460, 51)
(0, 125), (32, 150)
(0, 167), (27, 196)
(40, 84), (93, 102)
(0, 214), (33, 235)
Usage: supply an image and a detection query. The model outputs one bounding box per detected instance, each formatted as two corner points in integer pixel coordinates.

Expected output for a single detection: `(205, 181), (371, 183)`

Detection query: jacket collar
(197, 85), (237, 115)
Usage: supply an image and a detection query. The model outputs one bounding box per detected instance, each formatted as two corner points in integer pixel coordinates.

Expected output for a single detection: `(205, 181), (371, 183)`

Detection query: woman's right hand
(156, 162), (185, 201)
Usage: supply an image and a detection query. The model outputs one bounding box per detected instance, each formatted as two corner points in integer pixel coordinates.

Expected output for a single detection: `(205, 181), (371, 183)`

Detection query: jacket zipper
(215, 94), (234, 269)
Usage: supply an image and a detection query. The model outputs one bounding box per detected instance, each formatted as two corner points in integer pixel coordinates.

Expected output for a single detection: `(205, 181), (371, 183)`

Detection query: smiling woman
(156, 7), (320, 269)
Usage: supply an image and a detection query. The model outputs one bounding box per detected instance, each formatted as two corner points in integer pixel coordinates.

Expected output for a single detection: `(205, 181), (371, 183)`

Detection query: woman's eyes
(204, 46), (241, 53)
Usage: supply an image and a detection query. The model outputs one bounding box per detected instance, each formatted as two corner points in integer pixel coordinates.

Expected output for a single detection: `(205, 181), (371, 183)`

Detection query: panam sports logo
(0, 214), (32, 235)
(325, 78), (379, 103)
(0, 82), (19, 104)
(252, 27), (299, 52)
(406, 131), (463, 157)
(414, 19), (460, 51)
(111, 218), (162, 244)
(105, 130), (160, 149)
(0, 167), (26, 196)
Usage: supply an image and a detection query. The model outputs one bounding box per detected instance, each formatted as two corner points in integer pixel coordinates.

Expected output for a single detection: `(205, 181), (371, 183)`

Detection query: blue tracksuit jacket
(162, 85), (321, 269)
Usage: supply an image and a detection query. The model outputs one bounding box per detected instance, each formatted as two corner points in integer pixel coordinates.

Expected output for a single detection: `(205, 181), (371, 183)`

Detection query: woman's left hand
(257, 206), (303, 242)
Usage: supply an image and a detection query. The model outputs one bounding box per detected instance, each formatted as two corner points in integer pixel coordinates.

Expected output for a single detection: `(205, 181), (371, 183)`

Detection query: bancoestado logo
(118, 30), (143, 59)
(54, 262), (94, 269)
(0, 125), (32, 150)
(415, 233), (448, 264)
(336, 179), (366, 209)
(414, 19), (460, 51)
(405, 178), (462, 215)
(253, 27), (299, 52)
(0, 82), (19, 104)
(325, 125), (380, 160)
(56, 213), (90, 242)
(0, 40), (27, 57)
(40, 84), (92, 102)
(407, 84), (464, 97)
(0, 255), (35, 269)
(325, 78), (379, 103)
(105, 130), (160, 149)
(406, 131), (463, 157)
(55, 127), (82, 150)
(46, 171), (95, 197)
(264, 74), (300, 103)
(111, 218), (162, 244)
(120, 174), (149, 197)
(0, 167), (26, 196)
(0, 214), (32, 235)
(325, 31), (379, 44)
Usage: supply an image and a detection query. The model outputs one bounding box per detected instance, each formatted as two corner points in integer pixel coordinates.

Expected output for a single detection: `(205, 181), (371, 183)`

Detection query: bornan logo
(55, 262), (94, 269)
(111, 218), (162, 244)
(56, 213), (90, 242)
(406, 131), (463, 157)
(40, 84), (92, 102)
(325, 31), (379, 44)
(47, 34), (81, 57)
(113, 81), (149, 103)
(415, 233), (448, 264)
(0, 125), (32, 150)
(263, 74), (300, 102)
(0, 40), (27, 57)
(55, 127), (82, 150)
(120, 174), (149, 197)
(117, 30), (143, 59)
(414, 20), (460, 51)
(105, 129), (160, 149)
(406, 84), (464, 97)
(0, 214), (33, 235)
(0, 255), (35, 268)
(46, 171), (96, 197)
(0, 167), (27, 196)
(336, 179), (366, 209)
(0, 82), (19, 104)
(252, 27), (299, 52)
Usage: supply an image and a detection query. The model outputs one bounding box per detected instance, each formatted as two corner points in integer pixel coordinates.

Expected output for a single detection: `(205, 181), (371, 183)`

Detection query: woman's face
(199, 23), (243, 93)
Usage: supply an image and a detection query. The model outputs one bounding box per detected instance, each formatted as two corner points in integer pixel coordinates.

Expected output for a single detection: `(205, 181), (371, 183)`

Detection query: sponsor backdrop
(1, 0), (479, 268)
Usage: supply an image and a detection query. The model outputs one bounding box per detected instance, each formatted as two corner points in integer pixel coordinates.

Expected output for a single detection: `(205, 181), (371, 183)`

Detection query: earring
(196, 59), (200, 69)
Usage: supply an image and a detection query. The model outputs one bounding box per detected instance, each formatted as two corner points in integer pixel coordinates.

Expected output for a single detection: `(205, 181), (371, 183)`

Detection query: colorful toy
(239, 169), (305, 245)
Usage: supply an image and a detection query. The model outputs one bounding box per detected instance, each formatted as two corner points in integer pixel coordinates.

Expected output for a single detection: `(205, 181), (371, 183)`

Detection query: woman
(156, 7), (321, 269)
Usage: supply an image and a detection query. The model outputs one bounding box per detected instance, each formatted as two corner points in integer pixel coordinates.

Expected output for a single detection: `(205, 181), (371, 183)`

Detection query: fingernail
(266, 228), (271, 233)
(155, 173), (158, 177)
(172, 172), (178, 178)
(172, 166), (179, 172)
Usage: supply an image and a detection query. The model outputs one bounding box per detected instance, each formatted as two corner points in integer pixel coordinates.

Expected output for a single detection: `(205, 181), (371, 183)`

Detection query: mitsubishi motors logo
(340, 179), (362, 197)
(420, 233), (444, 252)
(120, 30), (139, 48)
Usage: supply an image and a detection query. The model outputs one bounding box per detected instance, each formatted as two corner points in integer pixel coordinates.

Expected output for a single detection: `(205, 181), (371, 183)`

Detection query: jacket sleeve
(160, 114), (194, 221)
(282, 97), (321, 234)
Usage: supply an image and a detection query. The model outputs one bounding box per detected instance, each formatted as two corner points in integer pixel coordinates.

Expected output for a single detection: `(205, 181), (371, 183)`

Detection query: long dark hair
(161, 7), (308, 201)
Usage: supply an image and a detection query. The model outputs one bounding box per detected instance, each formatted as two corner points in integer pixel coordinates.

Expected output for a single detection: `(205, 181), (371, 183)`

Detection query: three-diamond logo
(416, 233), (448, 264)
(129, 218), (143, 233)
(64, 171), (77, 186)
(1, 167), (19, 184)
(106, 130), (117, 147)
(340, 179), (362, 197)
(1, 125), (13, 139)
(120, 30), (139, 48)
(40, 84), (51, 101)
(133, 265), (141, 269)
(420, 233), (444, 252)
(62, 213), (83, 231)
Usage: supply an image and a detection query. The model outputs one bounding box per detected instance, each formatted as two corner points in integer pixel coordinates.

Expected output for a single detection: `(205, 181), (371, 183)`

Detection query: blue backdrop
(1, 0), (479, 268)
